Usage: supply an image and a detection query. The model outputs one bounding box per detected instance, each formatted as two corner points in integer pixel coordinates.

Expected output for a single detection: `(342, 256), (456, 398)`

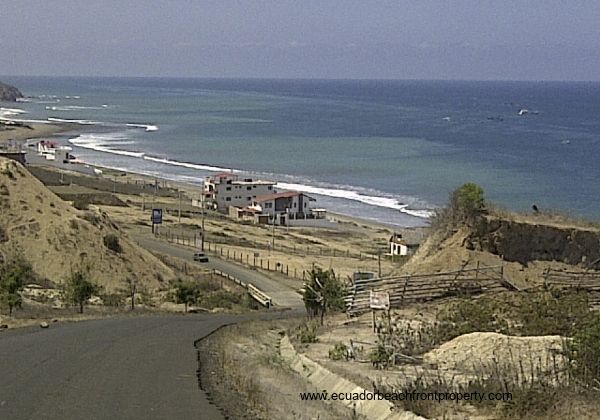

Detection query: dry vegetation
(0, 157), (174, 292)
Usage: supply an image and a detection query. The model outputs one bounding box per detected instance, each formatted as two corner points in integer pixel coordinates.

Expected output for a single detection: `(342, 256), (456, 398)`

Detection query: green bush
(369, 343), (393, 369)
(103, 234), (122, 253)
(297, 321), (319, 344)
(569, 315), (600, 386)
(328, 342), (348, 360)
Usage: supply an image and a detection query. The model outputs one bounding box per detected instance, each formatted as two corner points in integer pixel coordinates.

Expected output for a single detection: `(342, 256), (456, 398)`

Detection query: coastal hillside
(0, 157), (174, 291)
(0, 81), (23, 102)
(403, 212), (599, 288)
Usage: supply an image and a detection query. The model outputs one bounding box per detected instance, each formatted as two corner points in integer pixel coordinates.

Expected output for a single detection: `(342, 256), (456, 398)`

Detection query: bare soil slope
(0, 157), (174, 291)
(402, 214), (599, 288)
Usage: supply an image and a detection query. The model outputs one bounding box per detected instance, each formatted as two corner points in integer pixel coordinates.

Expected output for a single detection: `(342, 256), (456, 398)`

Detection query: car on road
(193, 252), (209, 263)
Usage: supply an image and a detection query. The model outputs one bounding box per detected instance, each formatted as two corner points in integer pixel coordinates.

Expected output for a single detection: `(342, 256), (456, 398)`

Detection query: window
(268, 186), (273, 190)
(293, 203), (297, 208)
(226, 187), (231, 191)
(247, 197), (251, 201)
(247, 186), (252, 191)
(264, 202), (272, 208)
(226, 197), (231, 202)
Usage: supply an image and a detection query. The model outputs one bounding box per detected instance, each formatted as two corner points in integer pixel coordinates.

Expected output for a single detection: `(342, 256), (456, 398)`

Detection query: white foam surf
(275, 182), (434, 218)
(66, 130), (433, 219)
(126, 123), (159, 132)
(142, 156), (240, 173)
(47, 117), (105, 125)
(46, 105), (106, 111)
(68, 132), (145, 158)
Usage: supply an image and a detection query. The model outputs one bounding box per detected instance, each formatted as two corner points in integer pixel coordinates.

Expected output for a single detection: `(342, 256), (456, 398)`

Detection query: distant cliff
(0, 81), (23, 102)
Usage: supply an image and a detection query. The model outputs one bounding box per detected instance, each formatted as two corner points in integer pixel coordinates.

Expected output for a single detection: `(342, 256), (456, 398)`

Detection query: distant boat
(518, 109), (529, 116)
(442, 116), (451, 121)
(561, 140), (571, 145)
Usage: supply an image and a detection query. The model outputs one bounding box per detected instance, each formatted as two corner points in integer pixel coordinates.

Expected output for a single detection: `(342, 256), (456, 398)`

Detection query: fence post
(267, 260), (270, 271)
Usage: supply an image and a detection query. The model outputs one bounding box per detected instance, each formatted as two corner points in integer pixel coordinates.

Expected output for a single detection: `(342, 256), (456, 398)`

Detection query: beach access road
(132, 233), (305, 309)
(0, 314), (244, 420)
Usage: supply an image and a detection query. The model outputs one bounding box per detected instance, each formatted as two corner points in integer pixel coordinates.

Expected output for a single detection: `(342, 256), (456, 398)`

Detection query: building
(389, 233), (408, 256)
(36, 140), (74, 163)
(203, 172), (275, 211)
(252, 191), (316, 225)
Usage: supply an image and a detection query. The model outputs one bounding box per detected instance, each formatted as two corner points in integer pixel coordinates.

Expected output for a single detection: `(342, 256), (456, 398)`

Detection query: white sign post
(369, 291), (390, 332)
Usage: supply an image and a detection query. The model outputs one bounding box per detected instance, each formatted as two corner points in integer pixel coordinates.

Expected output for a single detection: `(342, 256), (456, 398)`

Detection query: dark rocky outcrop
(465, 216), (600, 267)
(0, 81), (23, 102)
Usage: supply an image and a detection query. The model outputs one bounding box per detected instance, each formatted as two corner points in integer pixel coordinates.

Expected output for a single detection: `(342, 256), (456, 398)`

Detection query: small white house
(389, 233), (408, 256)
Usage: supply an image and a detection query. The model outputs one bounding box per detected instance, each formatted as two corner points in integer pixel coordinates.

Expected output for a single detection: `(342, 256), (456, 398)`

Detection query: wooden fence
(543, 269), (600, 305)
(345, 263), (518, 315)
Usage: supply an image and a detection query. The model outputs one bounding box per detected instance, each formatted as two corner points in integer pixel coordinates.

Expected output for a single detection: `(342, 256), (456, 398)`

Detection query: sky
(1, 0), (600, 80)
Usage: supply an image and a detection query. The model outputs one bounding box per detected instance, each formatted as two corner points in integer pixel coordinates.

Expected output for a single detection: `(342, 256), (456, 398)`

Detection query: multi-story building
(252, 191), (316, 224)
(203, 172), (276, 211)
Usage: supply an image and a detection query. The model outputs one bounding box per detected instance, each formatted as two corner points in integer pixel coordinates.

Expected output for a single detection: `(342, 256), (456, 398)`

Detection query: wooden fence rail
(345, 264), (517, 315)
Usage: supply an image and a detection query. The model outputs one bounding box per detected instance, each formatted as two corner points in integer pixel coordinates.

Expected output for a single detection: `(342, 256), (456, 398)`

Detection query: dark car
(193, 252), (209, 263)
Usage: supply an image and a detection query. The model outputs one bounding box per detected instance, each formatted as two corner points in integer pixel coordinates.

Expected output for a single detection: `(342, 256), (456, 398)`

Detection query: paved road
(133, 233), (304, 309)
(0, 314), (240, 420)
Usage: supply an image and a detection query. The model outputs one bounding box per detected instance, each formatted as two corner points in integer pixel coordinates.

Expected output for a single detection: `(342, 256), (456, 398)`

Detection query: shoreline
(0, 122), (70, 143)
(13, 122), (430, 230)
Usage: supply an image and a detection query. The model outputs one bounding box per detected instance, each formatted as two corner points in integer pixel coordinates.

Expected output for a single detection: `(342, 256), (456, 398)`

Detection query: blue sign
(151, 208), (163, 224)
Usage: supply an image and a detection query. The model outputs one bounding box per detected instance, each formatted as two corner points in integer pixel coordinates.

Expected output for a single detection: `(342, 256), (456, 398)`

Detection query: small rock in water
(40, 322), (49, 329)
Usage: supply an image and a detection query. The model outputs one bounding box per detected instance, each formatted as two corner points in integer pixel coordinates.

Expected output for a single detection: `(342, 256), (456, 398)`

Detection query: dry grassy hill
(0, 157), (174, 291)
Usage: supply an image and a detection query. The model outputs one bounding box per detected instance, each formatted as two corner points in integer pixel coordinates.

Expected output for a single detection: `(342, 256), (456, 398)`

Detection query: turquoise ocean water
(1, 77), (599, 227)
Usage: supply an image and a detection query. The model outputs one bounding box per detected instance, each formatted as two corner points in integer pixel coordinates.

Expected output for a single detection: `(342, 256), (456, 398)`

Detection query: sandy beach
(0, 122), (67, 143)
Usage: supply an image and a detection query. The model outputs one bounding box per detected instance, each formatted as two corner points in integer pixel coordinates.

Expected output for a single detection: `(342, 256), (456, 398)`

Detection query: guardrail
(247, 283), (272, 308)
(213, 269), (272, 308)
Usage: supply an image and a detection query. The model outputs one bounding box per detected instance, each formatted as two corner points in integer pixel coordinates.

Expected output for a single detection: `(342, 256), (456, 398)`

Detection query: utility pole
(201, 191), (205, 252)
(378, 253), (382, 278)
(271, 213), (276, 251)
(178, 190), (182, 223)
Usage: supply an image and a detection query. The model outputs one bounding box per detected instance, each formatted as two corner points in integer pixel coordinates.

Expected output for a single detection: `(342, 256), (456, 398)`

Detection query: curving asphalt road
(0, 314), (245, 420)
(133, 232), (304, 309)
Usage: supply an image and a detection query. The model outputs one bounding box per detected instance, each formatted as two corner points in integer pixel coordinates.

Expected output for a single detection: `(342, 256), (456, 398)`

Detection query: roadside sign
(151, 208), (163, 224)
(369, 291), (390, 310)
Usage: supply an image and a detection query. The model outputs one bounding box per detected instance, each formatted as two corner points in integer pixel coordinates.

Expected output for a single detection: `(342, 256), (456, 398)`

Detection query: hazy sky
(2, 0), (600, 80)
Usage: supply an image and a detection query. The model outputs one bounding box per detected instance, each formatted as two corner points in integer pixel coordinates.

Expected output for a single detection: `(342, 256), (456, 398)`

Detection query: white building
(203, 172), (275, 211)
(389, 233), (408, 256)
(252, 191), (316, 225)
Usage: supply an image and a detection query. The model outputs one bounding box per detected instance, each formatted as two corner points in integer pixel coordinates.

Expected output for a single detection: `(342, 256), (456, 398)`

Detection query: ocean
(1, 76), (599, 227)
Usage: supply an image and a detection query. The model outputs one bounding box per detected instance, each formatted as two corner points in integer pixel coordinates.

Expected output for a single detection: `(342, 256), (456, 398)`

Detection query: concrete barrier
(280, 335), (424, 420)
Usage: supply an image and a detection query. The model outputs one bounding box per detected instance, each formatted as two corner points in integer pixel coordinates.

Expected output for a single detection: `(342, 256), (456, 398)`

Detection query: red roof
(212, 172), (237, 178)
(255, 191), (304, 203)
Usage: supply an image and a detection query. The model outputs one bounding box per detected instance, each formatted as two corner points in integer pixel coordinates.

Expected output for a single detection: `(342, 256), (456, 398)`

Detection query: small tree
(303, 266), (346, 325)
(65, 263), (99, 313)
(0, 253), (33, 316)
(432, 182), (486, 233)
(174, 280), (201, 312)
(103, 234), (122, 253)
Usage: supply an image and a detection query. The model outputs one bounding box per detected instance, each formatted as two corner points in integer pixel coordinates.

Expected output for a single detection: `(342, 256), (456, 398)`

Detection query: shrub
(328, 342), (348, 360)
(103, 234), (122, 253)
(297, 321), (318, 343)
(64, 262), (100, 313)
(0, 253), (33, 315)
(569, 315), (600, 386)
(369, 343), (393, 369)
